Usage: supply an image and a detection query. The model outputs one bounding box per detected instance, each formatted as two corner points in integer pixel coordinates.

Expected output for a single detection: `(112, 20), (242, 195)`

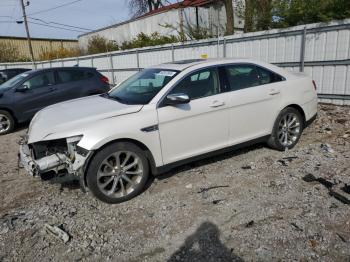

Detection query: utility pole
(19, 0), (35, 68)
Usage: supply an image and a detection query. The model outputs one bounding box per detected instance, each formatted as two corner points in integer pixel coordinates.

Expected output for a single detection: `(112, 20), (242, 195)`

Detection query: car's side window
(224, 64), (260, 91)
(169, 68), (220, 100)
(256, 66), (284, 84)
(57, 70), (91, 84)
(23, 71), (55, 89)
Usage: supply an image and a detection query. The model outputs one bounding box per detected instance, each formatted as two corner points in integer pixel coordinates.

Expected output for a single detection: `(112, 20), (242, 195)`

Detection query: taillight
(312, 80), (317, 90)
(100, 75), (109, 84)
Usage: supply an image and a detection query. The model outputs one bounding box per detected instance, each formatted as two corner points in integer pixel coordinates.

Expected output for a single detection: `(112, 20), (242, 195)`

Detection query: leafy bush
(120, 32), (178, 50)
(87, 35), (119, 54)
(0, 42), (30, 62)
(39, 47), (81, 60)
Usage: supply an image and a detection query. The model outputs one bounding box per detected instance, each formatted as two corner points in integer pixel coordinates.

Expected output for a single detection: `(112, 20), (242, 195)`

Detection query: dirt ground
(0, 104), (349, 262)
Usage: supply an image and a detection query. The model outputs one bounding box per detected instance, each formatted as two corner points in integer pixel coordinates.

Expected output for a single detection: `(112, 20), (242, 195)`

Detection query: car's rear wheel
(268, 107), (303, 151)
(86, 142), (149, 204)
(0, 110), (15, 135)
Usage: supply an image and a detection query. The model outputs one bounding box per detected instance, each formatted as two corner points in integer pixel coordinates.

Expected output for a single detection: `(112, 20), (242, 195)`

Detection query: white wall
(78, 3), (244, 49)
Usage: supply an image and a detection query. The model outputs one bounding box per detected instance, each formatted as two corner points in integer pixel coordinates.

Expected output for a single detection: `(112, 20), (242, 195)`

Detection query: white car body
(20, 58), (317, 183)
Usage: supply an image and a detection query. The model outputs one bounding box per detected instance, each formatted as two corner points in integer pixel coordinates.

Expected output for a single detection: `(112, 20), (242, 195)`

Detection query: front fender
(77, 107), (163, 167)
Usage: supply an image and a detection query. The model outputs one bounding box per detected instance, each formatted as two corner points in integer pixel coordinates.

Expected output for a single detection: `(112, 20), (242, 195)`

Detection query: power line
(28, 21), (87, 33)
(28, 0), (83, 16)
(28, 17), (92, 31)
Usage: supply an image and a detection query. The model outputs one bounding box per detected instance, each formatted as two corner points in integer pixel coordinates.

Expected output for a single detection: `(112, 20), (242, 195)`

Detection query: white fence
(1, 19), (350, 105)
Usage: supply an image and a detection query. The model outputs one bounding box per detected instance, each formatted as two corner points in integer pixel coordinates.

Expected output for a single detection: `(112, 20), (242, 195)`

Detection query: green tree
(272, 0), (350, 28)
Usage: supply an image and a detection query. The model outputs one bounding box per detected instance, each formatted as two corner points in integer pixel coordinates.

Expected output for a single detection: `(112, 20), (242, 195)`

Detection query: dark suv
(0, 68), (31, 84)
(0, 67), (110, 135)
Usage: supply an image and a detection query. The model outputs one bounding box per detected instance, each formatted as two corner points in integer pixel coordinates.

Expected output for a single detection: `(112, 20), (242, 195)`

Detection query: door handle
(269, 89), (280, 95)
(209, 100), (225, 108)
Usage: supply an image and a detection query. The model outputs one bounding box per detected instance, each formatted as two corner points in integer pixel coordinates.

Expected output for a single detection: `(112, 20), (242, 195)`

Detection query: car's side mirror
(165, 93), (190, 105)
(16, 84), (29, 92)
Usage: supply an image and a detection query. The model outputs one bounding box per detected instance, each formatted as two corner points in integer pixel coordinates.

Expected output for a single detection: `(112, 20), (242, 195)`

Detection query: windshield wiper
(101, 93), (129, 104)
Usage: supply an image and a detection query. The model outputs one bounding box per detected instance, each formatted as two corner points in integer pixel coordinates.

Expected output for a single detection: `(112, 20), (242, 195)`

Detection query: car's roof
(23, 66), (97, 74)
(153, 58), (292, 78)
(153, 58), (274, 71)
(0, 68), (30, 72)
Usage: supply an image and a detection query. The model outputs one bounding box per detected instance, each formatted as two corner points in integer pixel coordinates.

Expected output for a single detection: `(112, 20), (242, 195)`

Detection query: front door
(13, 70), (58, 120)
(157, 67), (230, 165)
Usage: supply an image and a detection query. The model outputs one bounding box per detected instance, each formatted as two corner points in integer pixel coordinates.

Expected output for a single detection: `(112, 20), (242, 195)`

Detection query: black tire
(267, 107), (304, 151)
(86, 142), (149, 204)
(0, 110), (15, 135)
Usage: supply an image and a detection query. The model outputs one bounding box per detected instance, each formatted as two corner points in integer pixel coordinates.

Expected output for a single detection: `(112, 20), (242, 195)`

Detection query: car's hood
(28, 95), (143, 143)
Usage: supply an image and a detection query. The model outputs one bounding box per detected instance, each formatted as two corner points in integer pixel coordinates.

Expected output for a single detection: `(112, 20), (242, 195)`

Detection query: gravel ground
(0, 104), (349, 262)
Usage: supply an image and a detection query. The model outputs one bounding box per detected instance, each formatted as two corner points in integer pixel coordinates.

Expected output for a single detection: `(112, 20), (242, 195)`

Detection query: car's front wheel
(86, 142), (149, 204)
(268, 107), (304, 151)
(0, 110), (15, 135)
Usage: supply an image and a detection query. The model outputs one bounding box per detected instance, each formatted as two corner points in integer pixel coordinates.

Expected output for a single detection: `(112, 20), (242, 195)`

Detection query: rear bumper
(305, 113), (317, 128)
(302, 97), (318, 121)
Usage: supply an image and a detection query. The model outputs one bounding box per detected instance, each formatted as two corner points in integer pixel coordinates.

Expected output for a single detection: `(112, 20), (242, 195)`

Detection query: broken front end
(19, 135), (92, 180)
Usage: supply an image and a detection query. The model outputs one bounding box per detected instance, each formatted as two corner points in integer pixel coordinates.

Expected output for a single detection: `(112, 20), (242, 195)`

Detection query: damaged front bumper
(18, 137), (92, 178)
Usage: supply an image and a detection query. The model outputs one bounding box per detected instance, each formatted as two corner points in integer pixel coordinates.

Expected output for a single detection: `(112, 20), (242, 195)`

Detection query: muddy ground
(0, 104), (349, 261)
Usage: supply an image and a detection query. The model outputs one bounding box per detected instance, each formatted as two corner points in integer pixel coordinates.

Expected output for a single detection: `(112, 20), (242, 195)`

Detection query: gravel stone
(0, 104), (349, 261)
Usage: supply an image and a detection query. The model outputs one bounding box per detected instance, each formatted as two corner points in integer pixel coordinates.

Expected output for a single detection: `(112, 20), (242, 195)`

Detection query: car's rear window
(57, 69), (94, 83)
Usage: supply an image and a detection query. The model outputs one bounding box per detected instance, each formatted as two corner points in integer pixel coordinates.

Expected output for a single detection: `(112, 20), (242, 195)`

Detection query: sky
(0, 0), (131, 39)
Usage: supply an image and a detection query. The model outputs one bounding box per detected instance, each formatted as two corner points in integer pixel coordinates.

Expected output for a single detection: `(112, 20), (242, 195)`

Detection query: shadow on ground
(168, 221), (243, 262)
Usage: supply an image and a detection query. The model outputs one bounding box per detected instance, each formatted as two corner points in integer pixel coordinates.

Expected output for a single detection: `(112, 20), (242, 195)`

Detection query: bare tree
(128, 0), (164, 17)
(223, 0), (234, 35)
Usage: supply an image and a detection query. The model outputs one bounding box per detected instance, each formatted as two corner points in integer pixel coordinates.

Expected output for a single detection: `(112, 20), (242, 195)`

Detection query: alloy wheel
(277, 113), (301, 147)
(0, 114), (11, 134)
(96, 151), (144, 198)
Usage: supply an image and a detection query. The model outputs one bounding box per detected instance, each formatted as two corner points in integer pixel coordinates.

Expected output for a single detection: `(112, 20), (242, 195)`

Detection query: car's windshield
(108, 68), (179, 105)
(0, 72), (29, 90)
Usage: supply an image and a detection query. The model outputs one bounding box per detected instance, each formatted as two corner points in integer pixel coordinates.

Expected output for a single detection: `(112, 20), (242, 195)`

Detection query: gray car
(0, 67), (110, 135)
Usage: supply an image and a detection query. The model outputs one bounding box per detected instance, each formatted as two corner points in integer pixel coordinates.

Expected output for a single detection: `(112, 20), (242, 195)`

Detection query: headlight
(66, 135), (83, 144)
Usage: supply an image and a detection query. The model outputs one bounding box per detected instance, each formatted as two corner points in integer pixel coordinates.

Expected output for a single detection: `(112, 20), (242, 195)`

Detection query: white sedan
(19, 58), (318, 203)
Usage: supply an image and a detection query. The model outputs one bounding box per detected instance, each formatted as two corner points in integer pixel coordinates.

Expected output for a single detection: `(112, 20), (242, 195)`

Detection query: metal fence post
(109, 52), (115, 85)
(217, 36), (220, 58)
(76, 56), (79, 66)
(171, 44), (175, 62)
(299, 26), (307, 72)
(136, 49), (140, 71)
(223, 38), (226, 58)
(91, 57), (94, 67)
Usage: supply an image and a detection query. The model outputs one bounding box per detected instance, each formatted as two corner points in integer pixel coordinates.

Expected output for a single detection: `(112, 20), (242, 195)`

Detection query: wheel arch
(82, 137), (158, 189)
(0, 107), (17, 122)
(284, 104), (306, 126)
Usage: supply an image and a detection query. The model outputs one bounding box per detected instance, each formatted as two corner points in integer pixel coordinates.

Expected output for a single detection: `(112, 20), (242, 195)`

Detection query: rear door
(54, 69), (97, 100)
(223, 64), (284, 145)
(12, 70), (58, 120)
